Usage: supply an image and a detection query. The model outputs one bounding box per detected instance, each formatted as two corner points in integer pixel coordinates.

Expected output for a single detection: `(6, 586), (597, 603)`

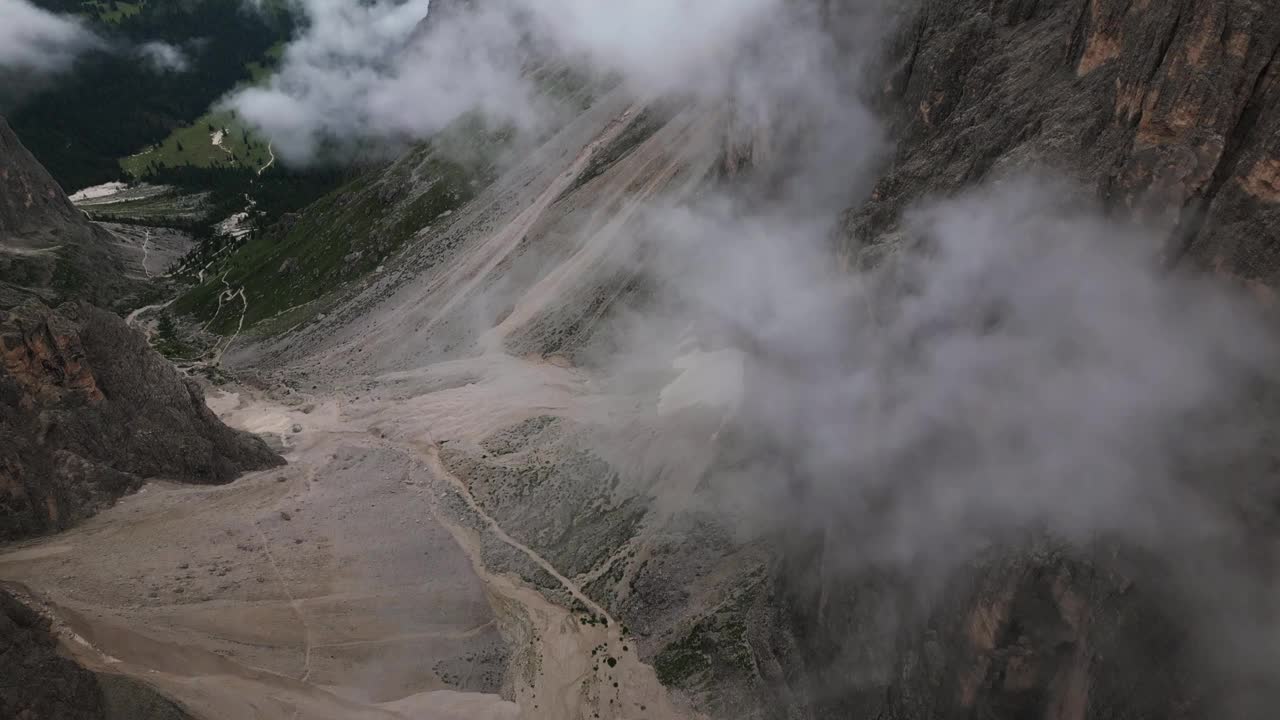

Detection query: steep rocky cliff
(0, 115), (282, 719)
(0, 299), (283, 541)
(850, 0), (1280, 292)
(779, 1), (1280, 718)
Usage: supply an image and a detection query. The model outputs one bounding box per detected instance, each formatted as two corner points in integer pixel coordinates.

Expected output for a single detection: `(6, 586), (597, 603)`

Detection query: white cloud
(223, 0), (829, 164)
(138, 41), (190, 73)
(0, 0), (102, 73)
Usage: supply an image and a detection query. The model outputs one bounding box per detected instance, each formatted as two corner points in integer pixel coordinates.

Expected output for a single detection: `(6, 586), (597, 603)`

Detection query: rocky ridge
(0, 299), (283, 541)
(0, 116), (136, 310)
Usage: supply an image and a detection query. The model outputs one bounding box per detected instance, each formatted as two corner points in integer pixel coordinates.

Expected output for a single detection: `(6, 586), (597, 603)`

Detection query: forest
(5, 0), (295, 191)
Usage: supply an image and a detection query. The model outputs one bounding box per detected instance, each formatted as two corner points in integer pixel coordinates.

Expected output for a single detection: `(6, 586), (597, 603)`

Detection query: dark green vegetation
(653, 579), (761, 695)
(153, 162), (358, 227)
(7, 0), (295, 191)
(174, 134), (504, 334)
(119, 108), (274, 178)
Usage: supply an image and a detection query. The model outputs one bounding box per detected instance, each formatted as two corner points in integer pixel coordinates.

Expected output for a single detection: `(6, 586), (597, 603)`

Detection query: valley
(4, 1), (1280, 720)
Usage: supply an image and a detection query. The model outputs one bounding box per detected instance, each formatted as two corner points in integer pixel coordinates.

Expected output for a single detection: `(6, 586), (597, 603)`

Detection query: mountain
(2, 1), (1279, 719)
(0, 112), (285, 719)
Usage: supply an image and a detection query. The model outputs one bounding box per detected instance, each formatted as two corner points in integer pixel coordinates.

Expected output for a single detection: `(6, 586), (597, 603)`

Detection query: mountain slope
(4, 1), (1279, 719)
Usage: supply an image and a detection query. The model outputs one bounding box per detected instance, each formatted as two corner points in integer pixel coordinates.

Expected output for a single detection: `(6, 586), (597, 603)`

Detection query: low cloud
(0, 0), (102, 74)
(138, 41), (190, 73)
(607, 175), (1277, 588)
(225, 0), (811, 164)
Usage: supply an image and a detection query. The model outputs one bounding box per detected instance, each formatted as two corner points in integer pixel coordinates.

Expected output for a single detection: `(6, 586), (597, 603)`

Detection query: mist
(236, 0), (1280, 568)
(0, 0), (102, 74)
(226, 0), (853, 165)
(560, 165), (1279, 715)
(137, 41), (191, 73)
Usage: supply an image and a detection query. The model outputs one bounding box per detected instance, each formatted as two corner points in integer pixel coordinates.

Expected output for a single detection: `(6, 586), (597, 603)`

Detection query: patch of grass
(120, 110), (271, 178)
(118, 35), (285, 179)
(245, 41), (286, 82)
(174, 114), (514, 335)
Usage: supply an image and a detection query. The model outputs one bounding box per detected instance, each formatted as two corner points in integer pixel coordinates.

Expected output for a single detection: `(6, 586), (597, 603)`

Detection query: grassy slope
(120, 110), (272, 177)
(120, 41), (286, 179)
(173, 138), (501, 334)
(173, 66), (601, 336)
(14, 0), (292, 190)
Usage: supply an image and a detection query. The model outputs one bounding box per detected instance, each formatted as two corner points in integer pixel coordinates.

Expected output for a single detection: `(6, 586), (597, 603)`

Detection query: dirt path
(404, 436), (692, 720)
(416, 441), (614, 623)
(139, 228), (155, 278)
(124, 298), (176, 343)
(259, 142), (276, 176)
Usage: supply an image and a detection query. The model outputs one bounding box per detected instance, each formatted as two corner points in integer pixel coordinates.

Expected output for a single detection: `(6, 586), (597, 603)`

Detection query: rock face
(774, 1), (1280, 718)
(849, 0), (1280, 295)
(0, 115), (134, 309)
(0, 587), (193, 720)
(0, 300), (284, 541)
(0, 588), (104, 720)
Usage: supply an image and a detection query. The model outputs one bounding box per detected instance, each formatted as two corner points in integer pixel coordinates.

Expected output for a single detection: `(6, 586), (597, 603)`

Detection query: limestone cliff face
(776, 2), (1280, 719)
(0, 301), (284, 541)
(849, 0), (1280, 295)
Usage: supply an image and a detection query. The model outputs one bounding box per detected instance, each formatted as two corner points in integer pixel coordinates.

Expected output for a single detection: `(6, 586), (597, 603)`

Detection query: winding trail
(125, 298), (174, 330)
(211, 287), (249, 366)
(139, 228), (155, 278)
(259, 142), (276, 176)
(415, 440), (615, 624)
(254, 525), (315, 683)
